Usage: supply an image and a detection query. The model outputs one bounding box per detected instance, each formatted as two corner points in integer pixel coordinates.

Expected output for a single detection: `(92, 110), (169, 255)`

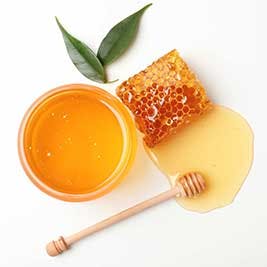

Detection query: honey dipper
(46, 172), (205, 257)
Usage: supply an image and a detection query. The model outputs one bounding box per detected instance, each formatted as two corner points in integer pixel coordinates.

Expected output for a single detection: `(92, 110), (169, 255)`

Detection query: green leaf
(97, 3), (152, 65)
(55, 17), (106, 83)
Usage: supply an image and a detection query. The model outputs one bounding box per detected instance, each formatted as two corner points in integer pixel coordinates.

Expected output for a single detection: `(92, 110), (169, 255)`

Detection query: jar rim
(18, 84), (137, 202)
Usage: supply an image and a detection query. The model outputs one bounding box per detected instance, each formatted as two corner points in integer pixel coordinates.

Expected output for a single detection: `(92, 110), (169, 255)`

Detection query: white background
(0, 0), (266, 266)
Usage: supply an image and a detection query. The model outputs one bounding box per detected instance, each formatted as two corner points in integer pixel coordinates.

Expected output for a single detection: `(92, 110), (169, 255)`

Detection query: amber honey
(19, 84), (137, 201)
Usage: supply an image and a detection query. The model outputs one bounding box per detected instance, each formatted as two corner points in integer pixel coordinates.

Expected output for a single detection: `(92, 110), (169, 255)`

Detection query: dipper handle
(46, 172), (205, 256)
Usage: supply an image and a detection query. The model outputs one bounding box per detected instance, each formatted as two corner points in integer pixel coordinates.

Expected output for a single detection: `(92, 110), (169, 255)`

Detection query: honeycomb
(116, 50), (213, 147)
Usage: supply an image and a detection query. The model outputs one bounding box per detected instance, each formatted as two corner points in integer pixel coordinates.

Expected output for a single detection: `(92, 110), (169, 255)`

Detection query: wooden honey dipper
(46, 172), (205, 256)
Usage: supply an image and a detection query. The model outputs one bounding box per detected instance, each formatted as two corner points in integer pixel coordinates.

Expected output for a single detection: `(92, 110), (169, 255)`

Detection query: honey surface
(145, 105), (253, 212)
(24, 89), (124, 194)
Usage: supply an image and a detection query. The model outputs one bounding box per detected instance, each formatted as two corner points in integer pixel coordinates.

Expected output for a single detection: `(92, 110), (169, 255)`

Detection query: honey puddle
(145, 105), (253, 212)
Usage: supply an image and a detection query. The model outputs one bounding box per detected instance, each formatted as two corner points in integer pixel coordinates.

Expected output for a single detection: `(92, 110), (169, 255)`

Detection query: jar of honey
(18, 84), (137, 201)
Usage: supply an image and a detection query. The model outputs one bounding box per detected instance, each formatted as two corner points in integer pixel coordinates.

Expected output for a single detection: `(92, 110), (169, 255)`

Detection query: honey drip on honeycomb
(116, 50), (213, 147)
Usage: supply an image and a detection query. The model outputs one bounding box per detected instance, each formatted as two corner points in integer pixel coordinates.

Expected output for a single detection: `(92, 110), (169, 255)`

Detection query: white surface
(0, 0), (266, 266)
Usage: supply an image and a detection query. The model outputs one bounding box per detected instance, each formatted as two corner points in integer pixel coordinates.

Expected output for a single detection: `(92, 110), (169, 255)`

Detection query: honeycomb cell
(154, 120), (161, 128)
(177, 111), (183, 117)
(166, 112), (172, 117)
(177, 95), (183, 101)
(135, 109), (141, 115)
(171, 100), (177, 106)
(141, 97), (147, 103)
(177, 103), (183, 109)
(183, 106), (189, 113)
(176, 87), (183, 94)
(172, 107), (178, 113)
(116, 49), (213, 147)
